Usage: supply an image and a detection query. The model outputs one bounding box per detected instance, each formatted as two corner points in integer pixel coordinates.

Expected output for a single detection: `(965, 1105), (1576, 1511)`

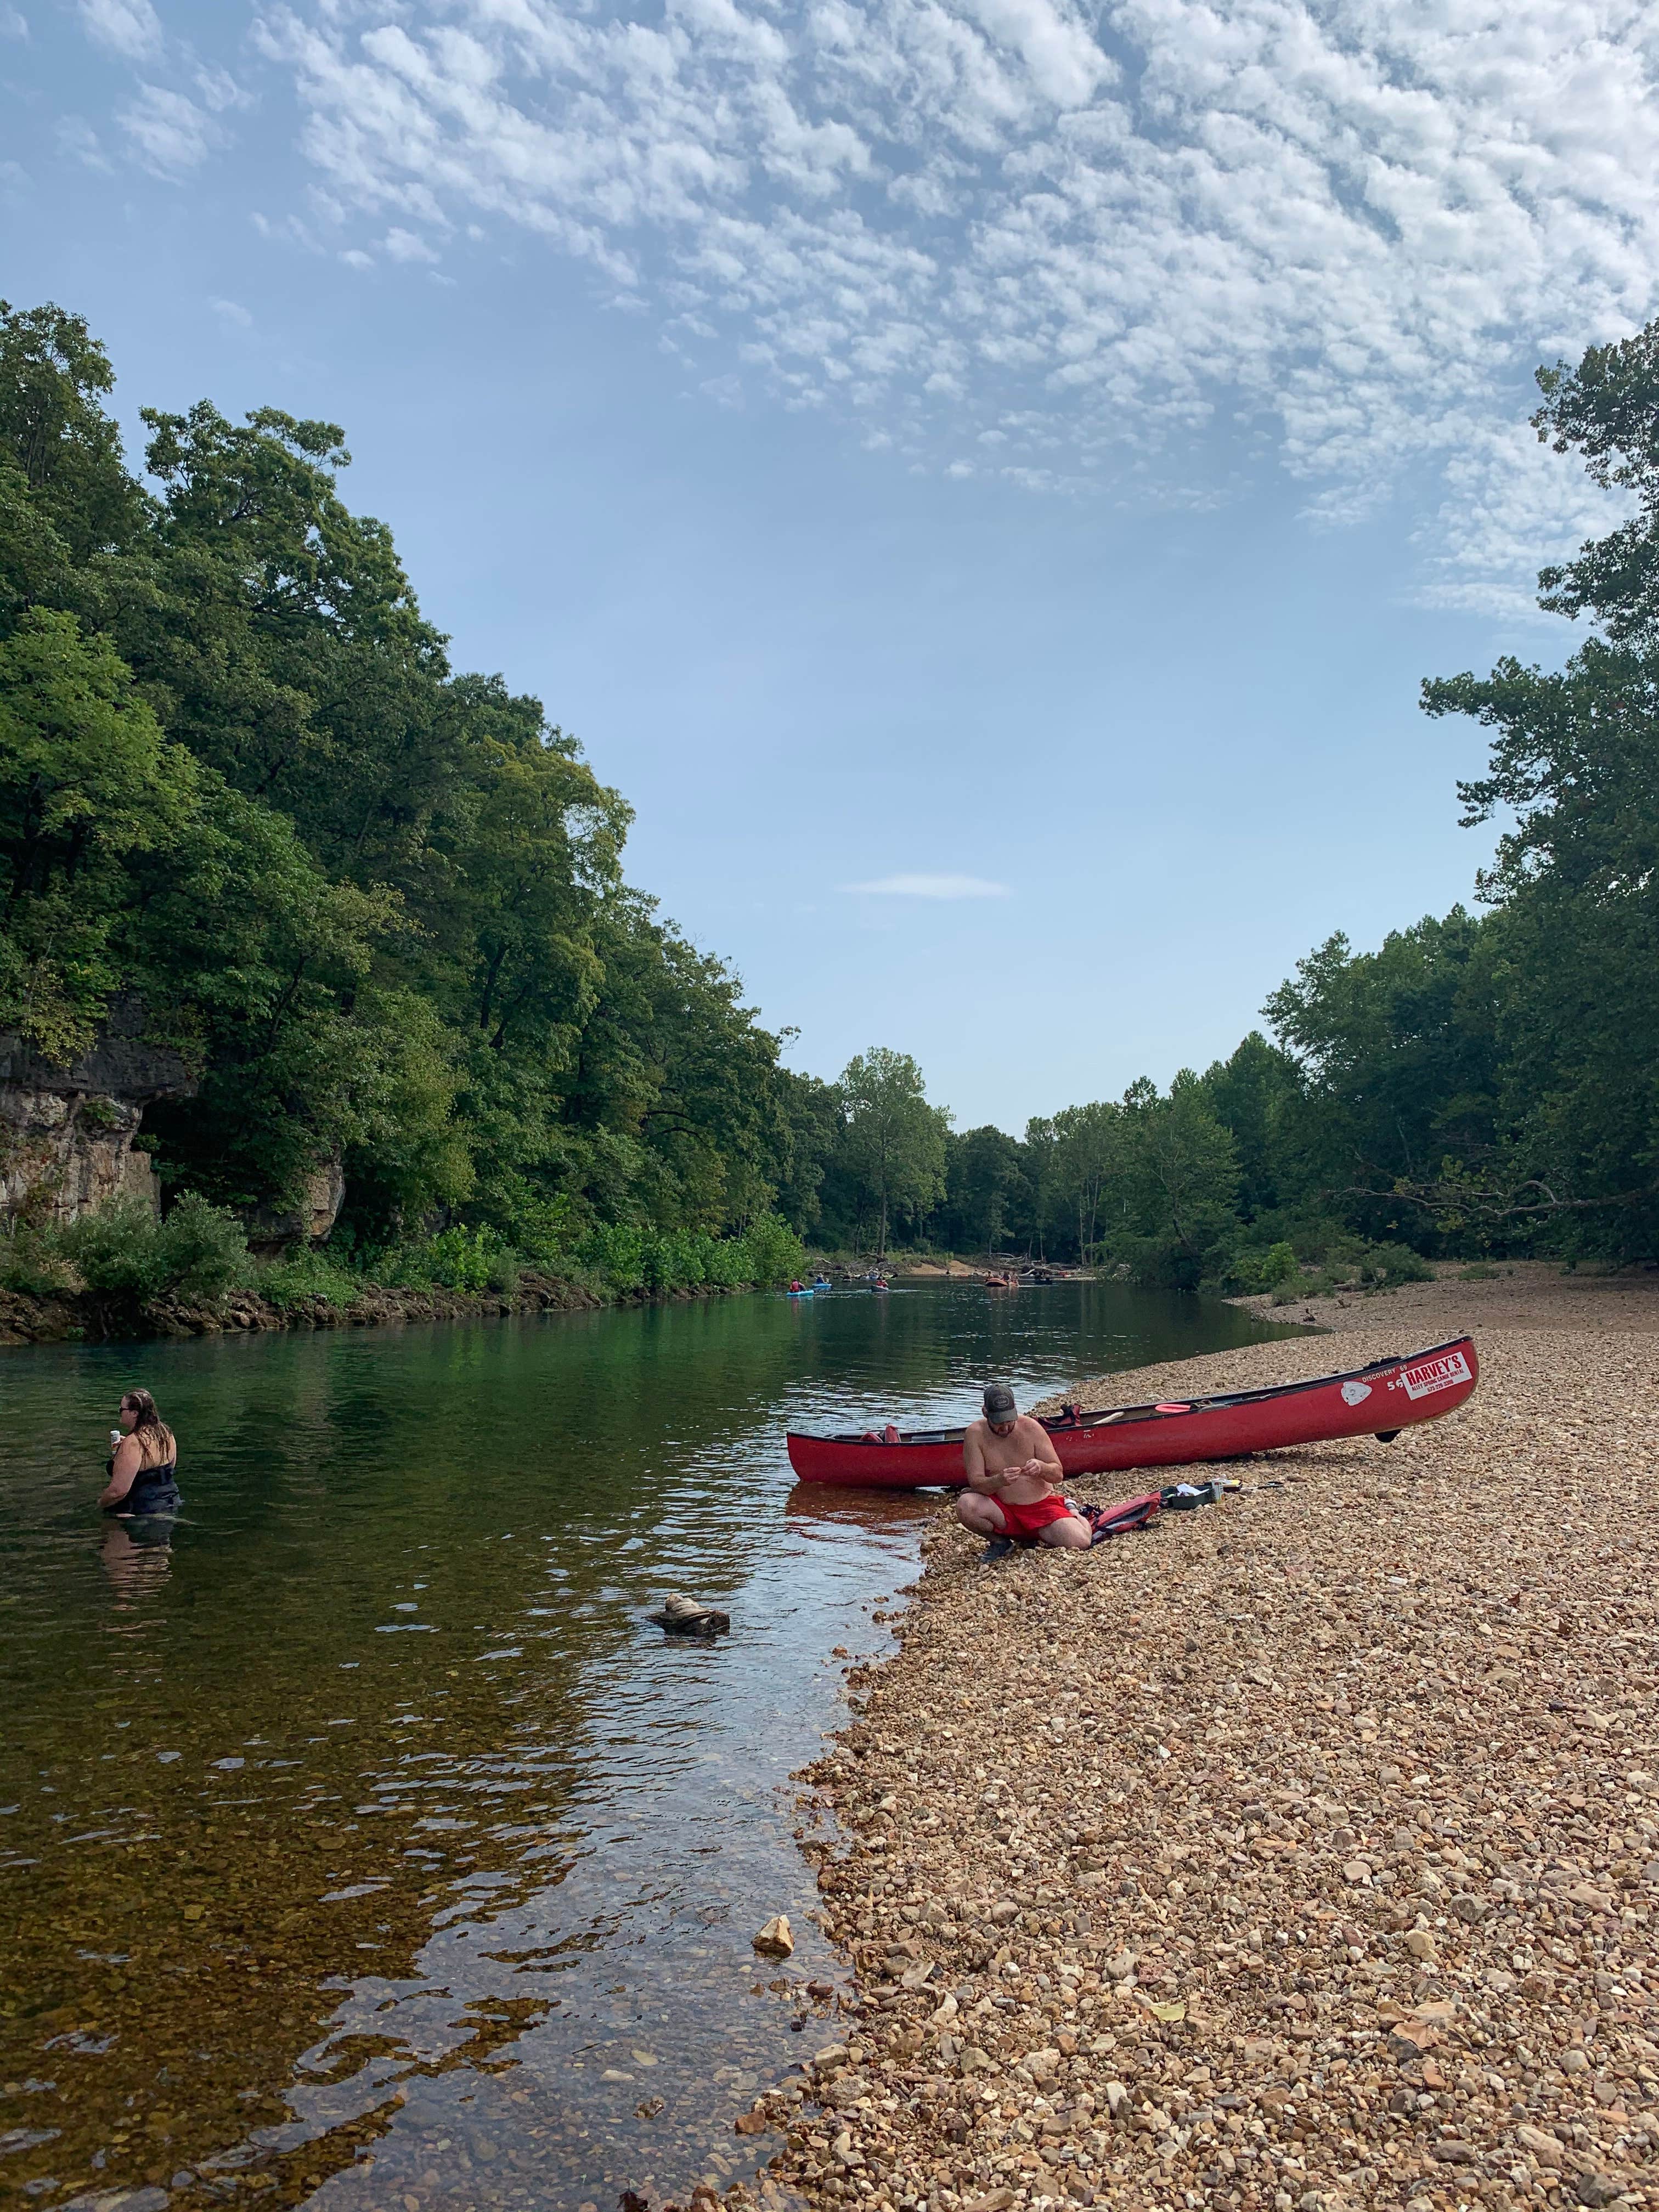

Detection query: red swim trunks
(993, 1492), (1079, 1541)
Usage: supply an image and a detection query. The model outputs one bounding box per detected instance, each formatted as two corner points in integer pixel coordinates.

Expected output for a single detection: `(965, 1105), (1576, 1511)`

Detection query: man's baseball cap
(983, 1383), (1017, 1423)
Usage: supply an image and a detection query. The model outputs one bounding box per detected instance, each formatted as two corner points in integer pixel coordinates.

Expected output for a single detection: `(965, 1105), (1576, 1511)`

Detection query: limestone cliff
(0, 995), (194, 1226)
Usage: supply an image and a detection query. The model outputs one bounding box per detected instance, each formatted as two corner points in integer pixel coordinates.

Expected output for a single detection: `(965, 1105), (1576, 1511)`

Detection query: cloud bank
(238, 1), (1659, 601)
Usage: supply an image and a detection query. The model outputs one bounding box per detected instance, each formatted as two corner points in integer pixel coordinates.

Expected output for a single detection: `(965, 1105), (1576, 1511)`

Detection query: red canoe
(786, 1336), (1478, 1489)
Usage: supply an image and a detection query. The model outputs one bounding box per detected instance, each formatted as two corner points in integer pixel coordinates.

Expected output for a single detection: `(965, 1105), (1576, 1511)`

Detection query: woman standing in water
(100, 1389), (180, 1516)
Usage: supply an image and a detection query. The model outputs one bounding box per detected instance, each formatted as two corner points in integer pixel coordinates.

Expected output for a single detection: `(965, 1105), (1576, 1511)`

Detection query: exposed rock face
(245, 1159), (347, 1254)
(0, 996), (194, 1227)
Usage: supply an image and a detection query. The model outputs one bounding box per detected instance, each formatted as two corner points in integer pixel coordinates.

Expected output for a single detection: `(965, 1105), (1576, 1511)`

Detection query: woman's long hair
(121, 1390), (176, 1467)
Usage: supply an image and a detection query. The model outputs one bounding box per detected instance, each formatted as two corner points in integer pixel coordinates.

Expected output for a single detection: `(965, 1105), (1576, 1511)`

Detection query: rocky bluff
(0, 995), (191, 1226)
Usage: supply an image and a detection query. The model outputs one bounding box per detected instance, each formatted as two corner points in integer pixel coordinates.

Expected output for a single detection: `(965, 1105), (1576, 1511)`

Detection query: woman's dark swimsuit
(105, 1458), (181, 1516)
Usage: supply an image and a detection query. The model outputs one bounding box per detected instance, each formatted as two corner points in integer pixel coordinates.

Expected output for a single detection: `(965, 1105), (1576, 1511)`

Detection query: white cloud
(1, 8), (28, 42)
(56, 114), (111, 170)
(255, 0), (1659, 600)
(76, 0), (160, 61)
(843, 873), (1012, 898)
(212, 297), (253, 326)
(118, 82), (221, 175)
(383, 224), (439, 262)
(194, 64), (253, 114)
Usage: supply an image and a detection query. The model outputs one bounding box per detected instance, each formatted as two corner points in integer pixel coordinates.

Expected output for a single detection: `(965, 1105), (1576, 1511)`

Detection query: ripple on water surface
(0, 1282), (1291, 2210)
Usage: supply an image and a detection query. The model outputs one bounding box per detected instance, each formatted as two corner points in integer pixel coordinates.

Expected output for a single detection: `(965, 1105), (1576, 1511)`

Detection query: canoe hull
(785, 1336), (1478, 1490)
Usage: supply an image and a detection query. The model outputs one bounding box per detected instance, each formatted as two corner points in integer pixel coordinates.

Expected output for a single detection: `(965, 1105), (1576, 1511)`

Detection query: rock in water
(649, 1592), (730, 1635)
(752, 1914), (794, 1957)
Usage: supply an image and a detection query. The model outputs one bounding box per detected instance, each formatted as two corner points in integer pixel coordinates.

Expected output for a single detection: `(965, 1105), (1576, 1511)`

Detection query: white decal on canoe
(1341, 1380), (1372, 1406)
(1400, 1348), (1472, 1401)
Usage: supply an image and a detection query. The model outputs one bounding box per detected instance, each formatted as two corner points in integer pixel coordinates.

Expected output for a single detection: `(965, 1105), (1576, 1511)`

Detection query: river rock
(650, 1593), (731, 1635)
(751, 1913), (794, 1957)
(1517, 2123), (1565, 2165)
(773, 1325), (1659, 2212)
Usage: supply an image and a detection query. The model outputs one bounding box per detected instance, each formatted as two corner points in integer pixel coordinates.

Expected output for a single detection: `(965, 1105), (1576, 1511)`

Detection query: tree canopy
(0, 301), (811, 1260)
(9, 297), (1659, 1284)
(835, 1048), (950, 1257)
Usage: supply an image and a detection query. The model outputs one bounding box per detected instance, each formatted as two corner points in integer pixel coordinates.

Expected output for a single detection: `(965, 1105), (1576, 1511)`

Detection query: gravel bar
(735, 1322), (1659, 2212)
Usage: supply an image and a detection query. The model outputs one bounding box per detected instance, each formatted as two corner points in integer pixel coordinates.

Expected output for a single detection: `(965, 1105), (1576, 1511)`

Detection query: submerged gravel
(735, 1326), (1659, 2212)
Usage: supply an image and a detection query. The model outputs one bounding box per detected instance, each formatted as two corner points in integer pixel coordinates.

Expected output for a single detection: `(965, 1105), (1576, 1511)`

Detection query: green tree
(1109, 1072), (1240, 1286)
(1022, 1115), (1059, 1260)
(838, 1047), (950, 1256)
(770, 1066), (842, 1235)
(1197, 1030), (1304, 1219)
(0, 298), (853, 1263)
(0, 301), (146, 567)
(943, 1124), (1026, 1259)
(1416, 315), (1659, 1254)
(1051, 1099), (1121, 1262)
(1262, 910), (1499, 1237)
(0, 608), (189, 1059)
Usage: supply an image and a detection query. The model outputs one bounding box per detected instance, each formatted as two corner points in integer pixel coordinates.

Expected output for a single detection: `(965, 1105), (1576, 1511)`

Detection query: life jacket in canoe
(1070, 1491), (1162, 1543)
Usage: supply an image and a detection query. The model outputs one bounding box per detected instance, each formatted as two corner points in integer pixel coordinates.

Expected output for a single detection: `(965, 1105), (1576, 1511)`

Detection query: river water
(0, 1281), (1293, 2212)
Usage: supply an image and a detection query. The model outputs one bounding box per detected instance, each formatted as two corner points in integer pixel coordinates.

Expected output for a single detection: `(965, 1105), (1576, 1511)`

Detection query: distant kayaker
(100, 1389), (181, 1517)
(956, 1383), (1091, 1551)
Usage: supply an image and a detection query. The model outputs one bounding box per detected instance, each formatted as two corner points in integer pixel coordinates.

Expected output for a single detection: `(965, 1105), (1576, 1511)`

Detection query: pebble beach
(735, 1276), (1659, 2212)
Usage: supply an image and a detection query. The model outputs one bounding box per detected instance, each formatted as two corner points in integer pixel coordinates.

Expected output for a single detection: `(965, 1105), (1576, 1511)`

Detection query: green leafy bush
(731, 1212), (808, 1285)
(60, 1193), (248, 1302)
(1207, 1237), (1303, 1295)
(58, 1199), (165, 1297)
(380, 1224), (522, 1295)
(1262, 1237), (1436, 1301)
(1353, 1241), (1434, 1288)
(423, 1226), (493, 1293)
(574, 1212), (805, 1294)
(1259, 1240), (1300, 1288)
(576, 1222), (646, 1293)
(0, 1223), (79, 1296)
(258, 1249), (364, 1311)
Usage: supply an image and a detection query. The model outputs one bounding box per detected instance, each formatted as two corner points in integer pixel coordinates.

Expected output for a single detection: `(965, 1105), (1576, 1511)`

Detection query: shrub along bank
(0, 1199), (806, 1343)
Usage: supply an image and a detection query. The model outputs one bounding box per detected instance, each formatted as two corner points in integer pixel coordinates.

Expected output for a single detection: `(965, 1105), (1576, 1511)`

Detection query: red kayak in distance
(785, 1335), (1479, 1490)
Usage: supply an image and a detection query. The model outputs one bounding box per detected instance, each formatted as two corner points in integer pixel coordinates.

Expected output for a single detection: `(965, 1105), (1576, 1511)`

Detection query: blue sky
(3, 0), (1650, 1131)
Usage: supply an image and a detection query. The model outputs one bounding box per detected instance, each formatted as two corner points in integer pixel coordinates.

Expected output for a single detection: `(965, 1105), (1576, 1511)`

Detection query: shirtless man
(955, 1383), (1092, 1551)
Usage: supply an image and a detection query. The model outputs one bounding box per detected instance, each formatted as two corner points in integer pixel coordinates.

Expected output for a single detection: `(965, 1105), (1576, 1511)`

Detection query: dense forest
(0, 300), (831, 1296)
(781, 324), (1659, 1288)
(3, 302), (1657, 1302)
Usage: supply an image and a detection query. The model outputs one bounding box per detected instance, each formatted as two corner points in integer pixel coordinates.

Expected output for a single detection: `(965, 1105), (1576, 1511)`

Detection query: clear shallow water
(0, 1282), (1293, 2212)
